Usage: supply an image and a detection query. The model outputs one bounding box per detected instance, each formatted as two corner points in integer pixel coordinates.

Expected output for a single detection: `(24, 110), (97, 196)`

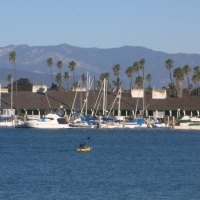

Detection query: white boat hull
(0, 121), (15, 127)
(174, 125), (200, 130)
(24, 121), (70, 129)
(175, 115), (200, 130)
(23, 113), (70, 129)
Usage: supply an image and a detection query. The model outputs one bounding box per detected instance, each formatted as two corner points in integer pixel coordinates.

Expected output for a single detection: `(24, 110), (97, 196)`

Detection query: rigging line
(45, 92), (71, 109)
(45, 92), (52, 110)
(107, 89), (121, 116)
(95, 90), (103, 116)
(68, 78), (81, 121)
(92, 81), (104, 116)
(80, 79), (94, 114)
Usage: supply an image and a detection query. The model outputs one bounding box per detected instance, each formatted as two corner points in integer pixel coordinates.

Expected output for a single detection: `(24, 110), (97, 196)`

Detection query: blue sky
(1, 0), (200, 53)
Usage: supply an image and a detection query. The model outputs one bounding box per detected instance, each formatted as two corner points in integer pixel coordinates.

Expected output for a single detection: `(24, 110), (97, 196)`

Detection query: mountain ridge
(0, 44), (200, 88)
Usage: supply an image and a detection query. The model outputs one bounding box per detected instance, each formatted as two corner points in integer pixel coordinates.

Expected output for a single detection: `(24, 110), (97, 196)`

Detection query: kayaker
(79, 143), (86, 149)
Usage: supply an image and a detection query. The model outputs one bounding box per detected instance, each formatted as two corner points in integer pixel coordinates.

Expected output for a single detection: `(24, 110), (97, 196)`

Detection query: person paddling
(79, 142), (86, 149)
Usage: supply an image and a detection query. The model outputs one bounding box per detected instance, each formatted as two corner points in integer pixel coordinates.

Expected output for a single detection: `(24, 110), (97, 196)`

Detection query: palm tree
(9, 51), (16, 83)
(56, 60), (63, 88)
(135, 76), (143, 88)
(194, 65), (200, 74)
(165, 59), (173, 83)
(68, 60), (76, 86)
(139, 58), (145, 81)
(81, 73), (87, 89)
(64, 71), (69, 90)
(132, 61), (140, 76)
(55, 73), (61, 89)
(47, 57), (53, 85)
(146, 73), (152, 88)
(192, 74), (198, 95)
(183, 64), (191, 94)
(112, 64), (121, 91)
(192, 66), (200, 95)
(165, 59), (174, 96)
(100, 72), (111, 90)
(100, 72), (110, 81)
(112, 79), (122, 91)
(9, 51), (18, 113)
(173, 67), (184, 98)
(125, 66), (134, 91)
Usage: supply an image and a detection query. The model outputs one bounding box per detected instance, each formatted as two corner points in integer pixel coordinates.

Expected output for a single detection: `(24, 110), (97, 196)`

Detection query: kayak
(76, 147), (92, 152)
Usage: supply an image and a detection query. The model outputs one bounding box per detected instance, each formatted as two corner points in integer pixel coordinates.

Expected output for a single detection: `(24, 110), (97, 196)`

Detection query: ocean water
(0, 128), (200, 200)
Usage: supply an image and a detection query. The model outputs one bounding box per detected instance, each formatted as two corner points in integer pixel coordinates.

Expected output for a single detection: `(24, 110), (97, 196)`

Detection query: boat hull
(174, 125), (200, 130)
(24, 121), (70, 129)
(76, 147), (92, 152)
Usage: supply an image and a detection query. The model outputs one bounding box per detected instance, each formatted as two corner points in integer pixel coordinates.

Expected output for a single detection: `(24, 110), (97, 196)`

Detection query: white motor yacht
(23, 113), (70, 129)
(174, 115), (200, 130)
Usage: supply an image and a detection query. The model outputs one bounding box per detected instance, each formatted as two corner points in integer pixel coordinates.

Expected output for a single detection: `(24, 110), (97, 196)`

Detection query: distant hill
(0, 44), (200, 88)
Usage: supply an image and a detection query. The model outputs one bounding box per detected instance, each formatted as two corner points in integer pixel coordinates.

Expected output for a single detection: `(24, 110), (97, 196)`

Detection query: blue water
(0, 128), (200, 200)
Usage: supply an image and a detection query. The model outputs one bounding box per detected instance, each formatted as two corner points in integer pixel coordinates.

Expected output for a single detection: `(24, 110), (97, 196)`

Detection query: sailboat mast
(143, 88), (145, 116)
(103, 78), (107, 116)
(0, 84), (1, 115)
(118, 89), (121, 117)
(85, 72), (89, 116)
(11, 78), (13, 115)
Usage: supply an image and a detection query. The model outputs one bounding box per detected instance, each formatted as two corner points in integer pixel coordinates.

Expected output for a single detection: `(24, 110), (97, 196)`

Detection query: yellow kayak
(76, 147), (92, 152)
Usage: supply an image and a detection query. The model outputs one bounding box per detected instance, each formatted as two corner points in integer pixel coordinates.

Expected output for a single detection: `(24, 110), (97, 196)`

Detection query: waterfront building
(0, 90), (200, 119)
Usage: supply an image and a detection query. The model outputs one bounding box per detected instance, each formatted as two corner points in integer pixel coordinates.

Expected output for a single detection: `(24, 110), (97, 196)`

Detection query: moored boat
(0, 116), (15, 127)
(174, 115), (200, 130)
(23, 113), (70, 129)
(69, 117), (98, 128)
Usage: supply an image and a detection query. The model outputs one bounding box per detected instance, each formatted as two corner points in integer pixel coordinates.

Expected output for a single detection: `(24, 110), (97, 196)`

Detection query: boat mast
(142, 87), (145, 117)
(103, 78), (107, 116)
(91, 81), (104, 116)
(81, 78), (93, 115)
(134, 99), (139, 118)
(85, 72), (89, 116)
(0, 84), (1, 115)
(11, 78), (13, 115)
(118, 88), (121, 117)
(68, 78), (81, 121)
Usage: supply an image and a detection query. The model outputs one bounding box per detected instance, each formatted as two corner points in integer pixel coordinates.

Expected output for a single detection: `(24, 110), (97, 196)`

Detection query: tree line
(6, 51), (200, 97)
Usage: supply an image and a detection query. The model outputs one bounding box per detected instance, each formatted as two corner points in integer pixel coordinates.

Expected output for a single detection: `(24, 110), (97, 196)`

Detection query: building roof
(1, 90), (200, 112)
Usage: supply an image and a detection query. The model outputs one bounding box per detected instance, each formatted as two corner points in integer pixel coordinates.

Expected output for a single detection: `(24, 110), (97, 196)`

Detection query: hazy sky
(1, 0), (200, 53)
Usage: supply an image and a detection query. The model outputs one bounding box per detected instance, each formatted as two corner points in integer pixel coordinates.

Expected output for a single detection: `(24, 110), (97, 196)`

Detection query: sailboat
(0, 82), (17, 127)
(121, 88), (147, 128)
(69, 74), (99, 128)
(97, 80), (123, 129)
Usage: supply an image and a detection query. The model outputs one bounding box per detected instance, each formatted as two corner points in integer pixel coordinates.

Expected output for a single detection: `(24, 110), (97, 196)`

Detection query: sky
(1, 0), (200, 54)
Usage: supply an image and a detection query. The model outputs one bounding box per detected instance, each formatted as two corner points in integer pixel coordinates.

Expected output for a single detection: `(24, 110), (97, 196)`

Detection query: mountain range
(0, 44), (200, 88)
